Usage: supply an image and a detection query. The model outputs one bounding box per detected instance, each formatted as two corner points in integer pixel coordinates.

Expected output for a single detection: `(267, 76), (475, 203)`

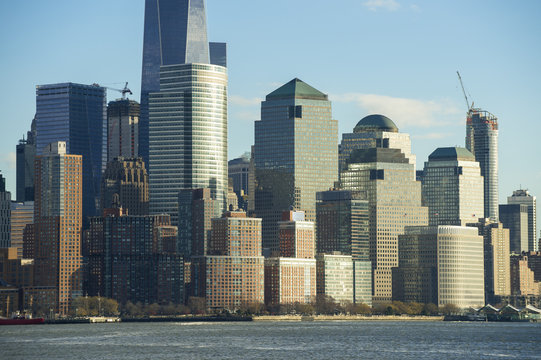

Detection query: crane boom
(92, 82), (133, 100)
(456, 71), (472, 112)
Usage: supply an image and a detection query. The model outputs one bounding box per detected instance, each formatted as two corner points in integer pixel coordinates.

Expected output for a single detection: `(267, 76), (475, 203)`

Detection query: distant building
(209, 42), (227, 67)
(228, 154), (250, 210)
(101, 157), (149, 216)
(468, 219), (511, 303)
(507, 189), (537, 251)
(422, 147), (484, 226)
(510, 253), (541, 296)
(34, 142), (83, 315)
(254, 78), (338, 254)
(316, 189), (372, 305)
(107, 99), (140, 161)
(35, 83), (106, 224)
(227, 179), (239, 211)
(500, 204), (529, 253)
(0, 173), (11, 249)
(10, 202), (33, 259)
(22, 224), (34, 260)
(0, 248), (33, 288)
(16, 118), (36, 202)
(341, 129), (429, 304)
(86, 211), (183, 305)
(192, 211), (264, 310)
(316, 253), (354, 304)
(466, 109), (499, 221)
(393, 226), (484, 308)
(278, 210), (315, 259)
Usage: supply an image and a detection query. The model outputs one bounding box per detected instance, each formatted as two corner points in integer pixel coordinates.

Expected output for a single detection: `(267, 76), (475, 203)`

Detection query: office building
(86, 211), (183, 305)
(191, 211), (264, 310)
(278, 210), (315, 259)
(316, 253), (354, 304)
(394, 226), (484, 308)
(422, 147), (484, 226)
(149, 63), (227, 225)
(339, 114), (416, 173)
(101, 157), (149, 216)
(254, 78), (338, 253)
(341, 138), (428, 304)
(178, 188), (221, 259)
(22, 224), (34, 259)
(0, 248), (33, 288)
(35, 83), (106, 223)
(466, 109), (499, 221)
(34, 142), (82, 315)
(229, 154), (250, 209)
(107, 99), (140, 161)
(10, 202), (33, 259)
(140, 0), (226, 166)
(507, 189), (537, 251)
(16, 118), (36, 202)
(500, 204), (529, 254)
(0, 173), (11, 249)
(316, 189), (372, 304)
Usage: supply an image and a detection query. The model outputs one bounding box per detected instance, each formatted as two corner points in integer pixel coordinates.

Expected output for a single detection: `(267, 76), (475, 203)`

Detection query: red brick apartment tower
(34, 142), (82, 315)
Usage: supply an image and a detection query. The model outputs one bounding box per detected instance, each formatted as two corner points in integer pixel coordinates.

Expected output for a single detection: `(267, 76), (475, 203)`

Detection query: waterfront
(1, 321), (540, 359)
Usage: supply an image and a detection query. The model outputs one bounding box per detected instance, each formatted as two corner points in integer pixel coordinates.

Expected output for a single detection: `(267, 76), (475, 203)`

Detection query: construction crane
(456, 71), (473, 112)
(93, 82), (133, 100)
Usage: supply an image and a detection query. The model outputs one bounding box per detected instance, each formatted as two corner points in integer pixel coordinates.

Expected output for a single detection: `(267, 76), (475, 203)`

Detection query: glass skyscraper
(140, 0), (226, 166)
(254, 79), (338, 255)
(35, 83), (106, 224)
(466, 109), (499, 221)
(149, 63), (228, 226)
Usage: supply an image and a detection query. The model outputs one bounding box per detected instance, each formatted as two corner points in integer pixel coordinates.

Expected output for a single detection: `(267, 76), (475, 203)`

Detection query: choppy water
(1, 321), (540, 359)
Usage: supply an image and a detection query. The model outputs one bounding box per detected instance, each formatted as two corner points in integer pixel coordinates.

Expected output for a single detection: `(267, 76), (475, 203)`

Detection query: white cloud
(330, 93), (461, 128)
(3, 152), (16, 169)
(229, 95), (262, 107)
(363, 0), (400, 12)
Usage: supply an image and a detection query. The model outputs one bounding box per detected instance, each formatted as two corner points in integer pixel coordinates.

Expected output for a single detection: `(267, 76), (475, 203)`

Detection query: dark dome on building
(353, 114), (398, 133)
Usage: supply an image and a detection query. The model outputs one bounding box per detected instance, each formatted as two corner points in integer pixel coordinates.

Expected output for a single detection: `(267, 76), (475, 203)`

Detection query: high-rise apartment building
(278, 211), (315, 259)
(341, 124), (429, 304)
(466, 109), (499, 221)
(86, 210), (183, 305)
(107, 99), (140, 161)
(140, 0), (226, 166)
(507, 189), (537, 252)
(0, 173), (11, 249)
(191, 211), (264, 310)
(510, 253), (541, 296)
(422, 147), (484, 226)
(316, 189), (372, 305)
(34, 142), (82, 315)
(467, 219), (511, 303)
(10, 202), (33, 259)
(101, 157), (149, 216)
(149, 63), (228, 225)
(394, 226), (485, 308)
(339, 114), (416, 173)
(16, 118), (36, 202)
(254, 78), (338, 253)
(35, 83), (106, 224)
(178, 188), (221, 259)
(500, 204), (529, 254)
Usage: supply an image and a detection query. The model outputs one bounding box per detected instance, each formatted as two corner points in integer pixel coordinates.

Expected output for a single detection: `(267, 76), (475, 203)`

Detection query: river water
(1, 321), (540, 359)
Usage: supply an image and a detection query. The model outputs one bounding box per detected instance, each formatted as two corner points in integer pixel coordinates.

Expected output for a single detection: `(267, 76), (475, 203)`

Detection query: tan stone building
(511, 253), (541, 296)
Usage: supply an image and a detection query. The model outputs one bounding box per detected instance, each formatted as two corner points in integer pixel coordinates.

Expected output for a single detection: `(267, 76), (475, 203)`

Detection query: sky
(1, 0), (540, 223)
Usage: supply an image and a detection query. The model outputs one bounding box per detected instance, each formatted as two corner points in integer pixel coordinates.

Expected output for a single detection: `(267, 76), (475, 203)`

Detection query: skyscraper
(140, 0), (226, 166)
(254, 78), (338, 253)
(466, 109), (499, 221)
(340, 116), (428, 304)
(507, 189), (537, 252)
(0, 173), (11, 249)
(34, 142), (82, 315)
(499, 203), (529, 254)
(100, 157), (149, 216)
(107, 99), (140, 161)
(35, 83), (106, 224)
(16, 117), (36, 202)
(228, 154), (250, 210)
(149, 63), (228, 224)
(422, 147), (484, 226)
(10, 202), (33, 259)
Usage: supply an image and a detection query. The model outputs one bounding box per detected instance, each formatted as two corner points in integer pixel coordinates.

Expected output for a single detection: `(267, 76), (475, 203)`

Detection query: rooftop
(266, 78), (328, 101)
(354, 114), (398, 133)
(428, 147), (475, 162)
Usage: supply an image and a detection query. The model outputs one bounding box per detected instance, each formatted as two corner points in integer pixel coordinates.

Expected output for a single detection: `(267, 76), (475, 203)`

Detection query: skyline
(1, 0), (540, 215)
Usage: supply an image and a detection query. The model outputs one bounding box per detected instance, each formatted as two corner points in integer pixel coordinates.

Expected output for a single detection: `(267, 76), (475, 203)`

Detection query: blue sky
(1, 0), (540, 217)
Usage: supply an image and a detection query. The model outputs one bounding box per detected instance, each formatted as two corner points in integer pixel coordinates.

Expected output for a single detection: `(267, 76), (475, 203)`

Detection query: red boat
(0, 316), (45, 325)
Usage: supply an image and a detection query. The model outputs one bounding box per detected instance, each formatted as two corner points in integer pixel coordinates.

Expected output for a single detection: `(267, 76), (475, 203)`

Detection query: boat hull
(0, 318), (45, 325)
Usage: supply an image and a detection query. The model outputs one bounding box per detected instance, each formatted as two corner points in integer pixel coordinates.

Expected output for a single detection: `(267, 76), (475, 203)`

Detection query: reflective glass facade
(35, 83), (106, 223)
(140, 0), (211, 166)
(254, 79), (338, 254)
(466, 109), (499, 221)
(149, 64), (228, 225)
